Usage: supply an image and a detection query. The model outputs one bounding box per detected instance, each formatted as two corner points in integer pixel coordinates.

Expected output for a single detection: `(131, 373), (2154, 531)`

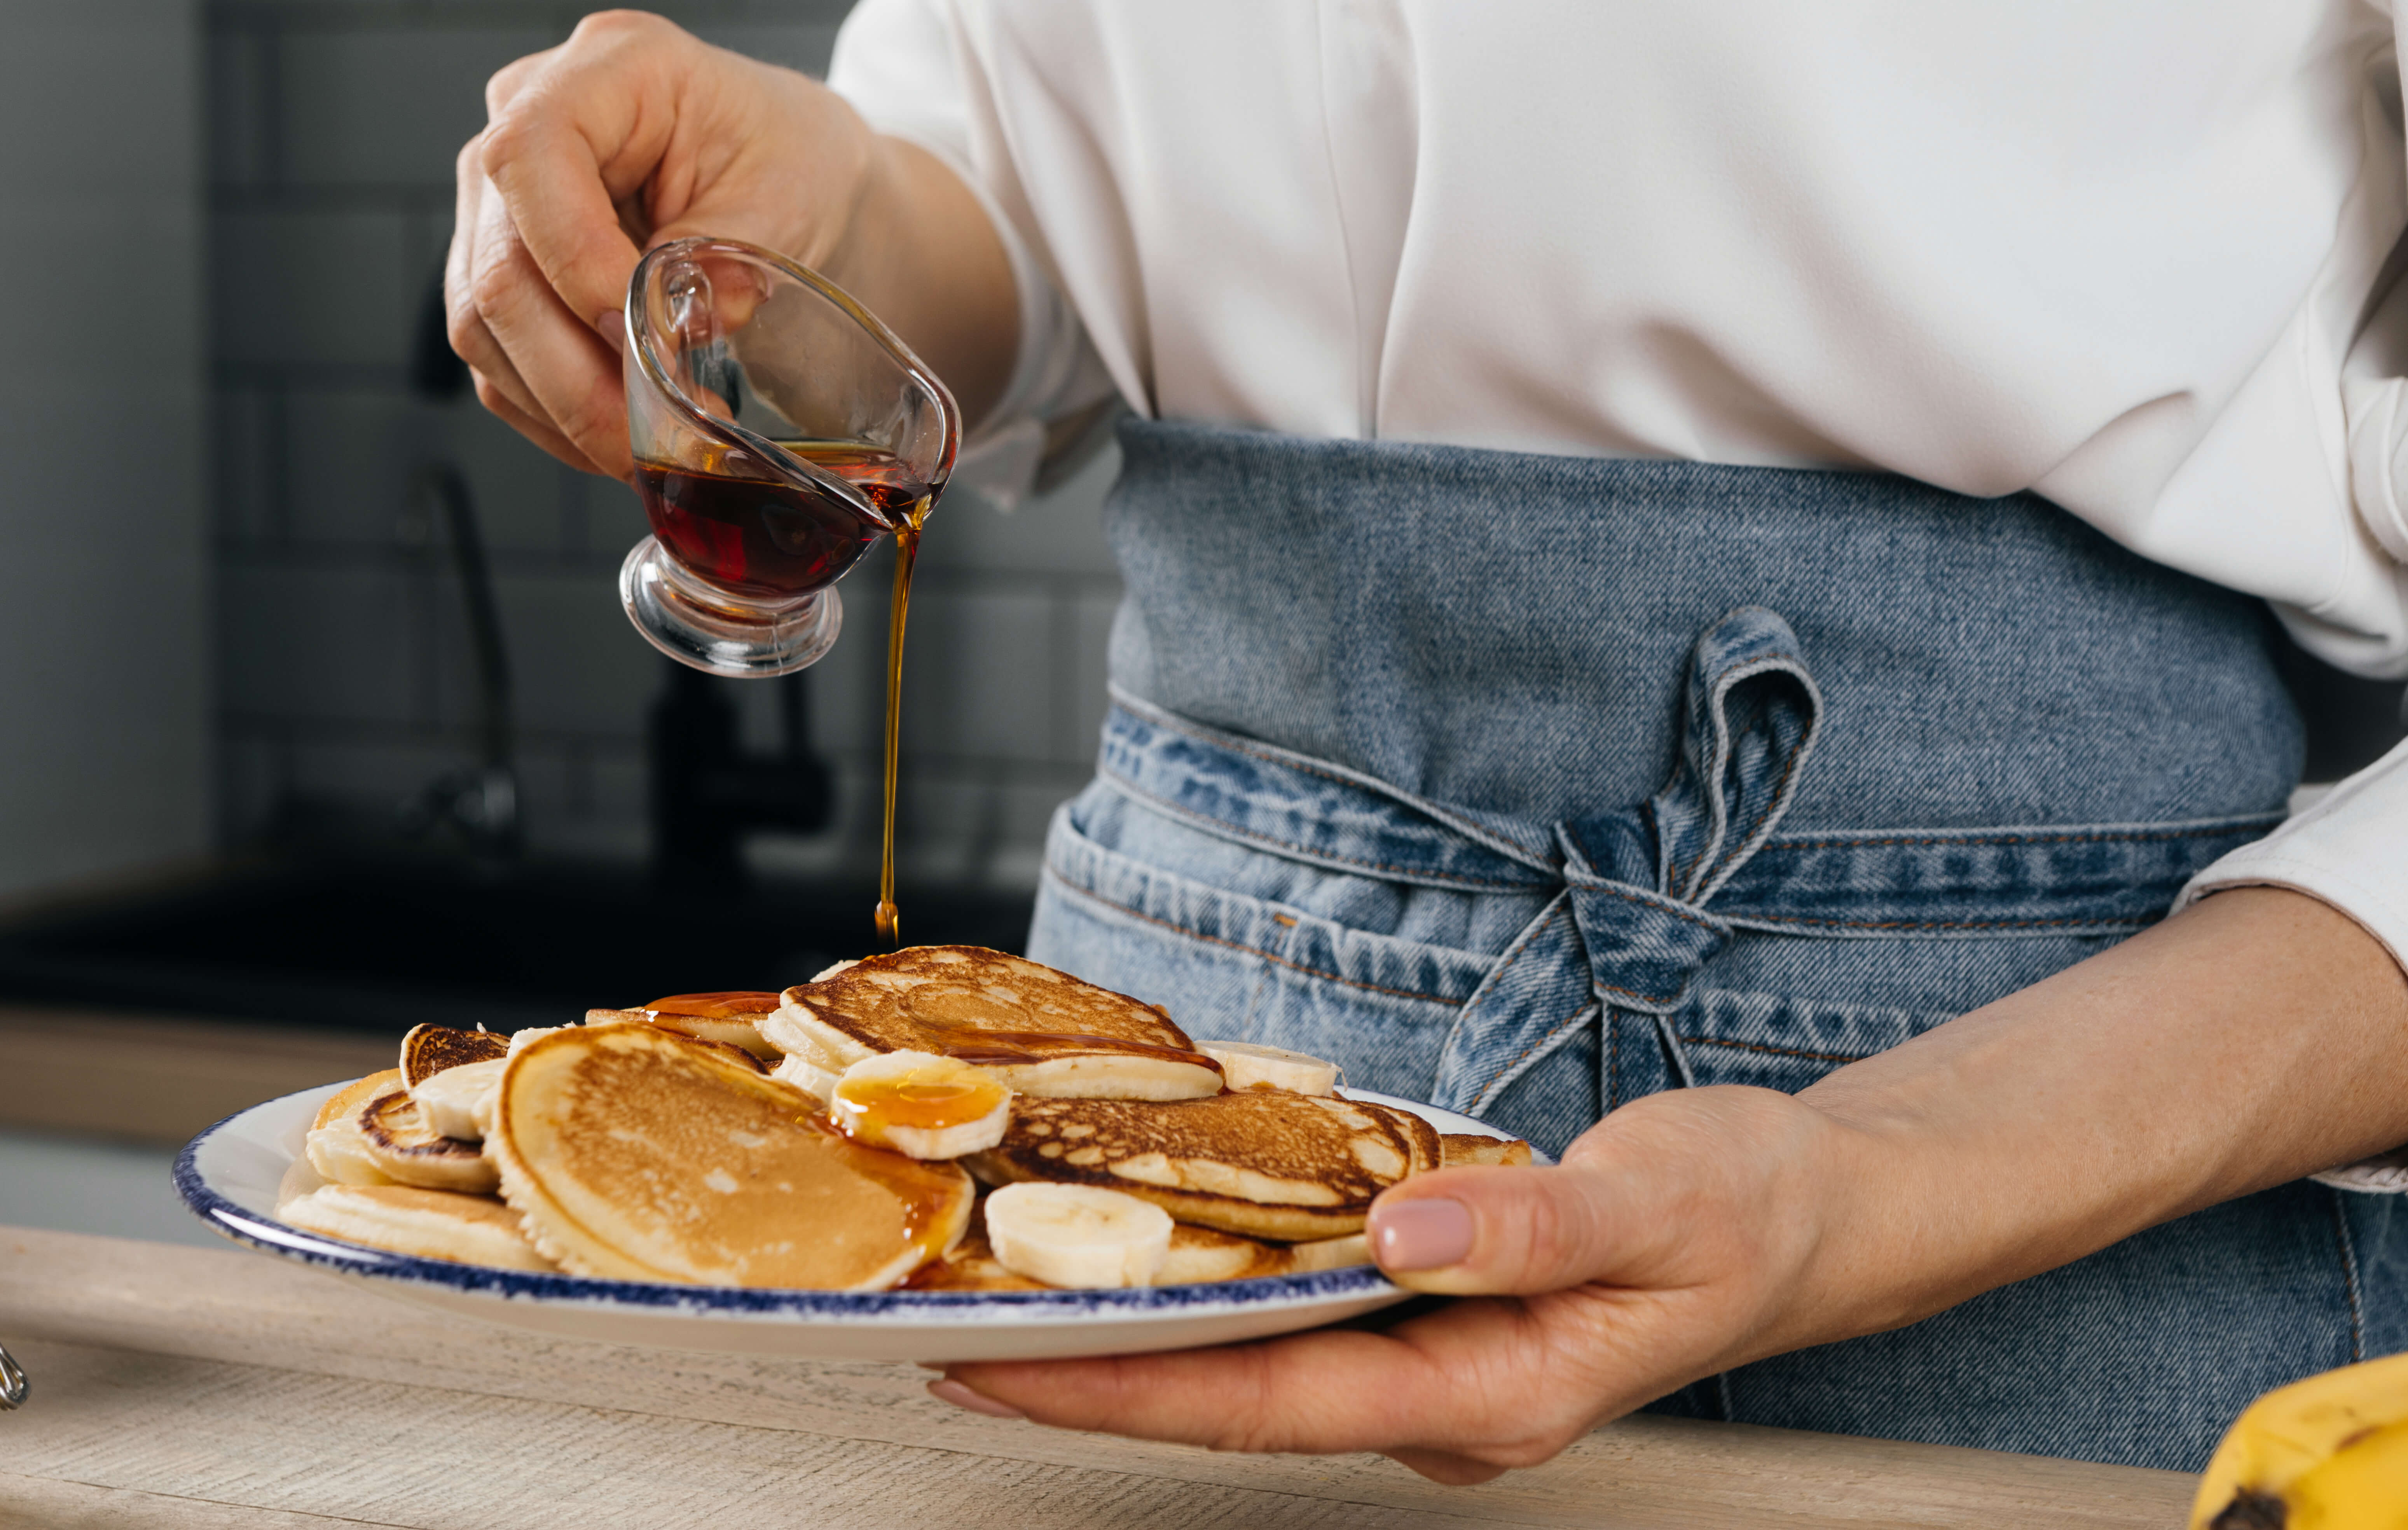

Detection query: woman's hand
(936, 889), (2408, 1482)
(448, 10), (1016, 478)
(939, 1085), (1853, 1485)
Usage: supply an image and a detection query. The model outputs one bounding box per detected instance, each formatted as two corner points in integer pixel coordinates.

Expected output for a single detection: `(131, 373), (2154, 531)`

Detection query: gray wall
(209, 0), (1120, 891)
(0, 0), (211, 899)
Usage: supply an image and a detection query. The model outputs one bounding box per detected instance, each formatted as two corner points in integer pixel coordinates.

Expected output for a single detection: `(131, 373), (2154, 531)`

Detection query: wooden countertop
(0, 1225), (2198, 1528)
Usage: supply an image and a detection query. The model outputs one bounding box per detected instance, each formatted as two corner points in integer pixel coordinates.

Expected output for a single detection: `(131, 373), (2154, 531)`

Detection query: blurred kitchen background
(4, 0), (2406, 1252)
(1, 0), (1119, 1246)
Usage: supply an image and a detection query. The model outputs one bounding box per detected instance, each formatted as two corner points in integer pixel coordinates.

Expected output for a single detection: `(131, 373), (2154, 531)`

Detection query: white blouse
(827, 0), (2408, 982)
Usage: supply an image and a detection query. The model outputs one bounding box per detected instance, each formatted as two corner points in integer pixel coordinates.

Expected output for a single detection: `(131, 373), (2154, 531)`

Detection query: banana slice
(508, 1024), (577, 1057)
(771, 1049), (841, 1104)
(829, 1051), (1011, 1159)
(982, 1182), (1173, 1289)
(1194, 1040), (1339, 1096)
(306, 1071), (404, 1186)
(412, 1057), (505, 1142)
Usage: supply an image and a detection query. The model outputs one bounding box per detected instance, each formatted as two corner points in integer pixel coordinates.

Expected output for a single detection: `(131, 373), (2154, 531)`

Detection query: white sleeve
(826, 0), (1116, 505)
(2175, 734), (2408, 1191)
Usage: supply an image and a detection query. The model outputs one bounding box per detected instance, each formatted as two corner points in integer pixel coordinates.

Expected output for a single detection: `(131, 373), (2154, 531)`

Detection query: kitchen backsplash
(208, 0), (1121, 892)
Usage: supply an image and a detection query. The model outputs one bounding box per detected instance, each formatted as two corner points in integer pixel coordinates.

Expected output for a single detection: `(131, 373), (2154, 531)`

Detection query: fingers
(1367, 1161), (1631, 1298)
(473, 375), (606, 476)
(463, 172), (632, 475)
(478, 11), (685, 335)
(944, 1296), (1619, 1469)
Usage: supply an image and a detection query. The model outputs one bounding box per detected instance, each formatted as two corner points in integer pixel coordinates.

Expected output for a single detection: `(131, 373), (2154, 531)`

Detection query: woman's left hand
(937, 1083), (1849, 1484)
(935, 889), (2408, 1483)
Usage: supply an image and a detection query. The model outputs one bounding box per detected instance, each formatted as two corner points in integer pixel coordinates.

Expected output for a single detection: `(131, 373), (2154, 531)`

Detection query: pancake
(586, 991), (782, 1060)
(357, 1090), (500, 1193)
(963, 1091), (1444, 1240)
(280, 1184), (554, 1271)
(909, 1222), (1369, 1290)
(1441, 1133), (1534, 1168)
(399, 1024), (508, 1089)
(762, 946), (1222, 1100)
(489, 1023), (973, 1288)
(304, 1070), (406, 1187)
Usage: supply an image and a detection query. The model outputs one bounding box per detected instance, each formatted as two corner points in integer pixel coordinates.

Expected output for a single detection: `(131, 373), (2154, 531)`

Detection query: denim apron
(1027, 419), (2406, 1471)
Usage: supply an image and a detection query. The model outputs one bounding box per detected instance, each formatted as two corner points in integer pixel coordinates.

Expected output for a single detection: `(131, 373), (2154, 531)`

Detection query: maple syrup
(633, 440), (927, 599)
(641, 991), (782, 1019)
(829, 1053), (1010, 1152)
(873, 501), (929, 946)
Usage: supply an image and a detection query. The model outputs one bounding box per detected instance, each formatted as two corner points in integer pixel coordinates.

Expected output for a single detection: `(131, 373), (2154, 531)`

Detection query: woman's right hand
(448, 10), (1017, 478)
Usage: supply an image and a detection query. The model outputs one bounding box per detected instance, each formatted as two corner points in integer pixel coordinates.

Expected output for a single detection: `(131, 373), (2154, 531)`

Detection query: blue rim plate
(175, 1079), (1510, 1361)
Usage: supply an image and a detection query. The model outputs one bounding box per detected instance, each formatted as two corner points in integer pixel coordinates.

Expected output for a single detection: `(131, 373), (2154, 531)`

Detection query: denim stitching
(2331, 1189), (2366, 1365)
(1476, 1000), (1596, 1106)
(1737, 912), (2158, 932)
(1108, 699), (1554, 870)
(1099, 762), (1540, 891)
(1437, 898), (1570, 1080)
(1676, 656), (1810, 896)
(1765, 823), (2277, 852)
(1042, 865), (1466, 1006)
(1569, 875), (1730, 936)
(1675, 1033), (1867, 1065)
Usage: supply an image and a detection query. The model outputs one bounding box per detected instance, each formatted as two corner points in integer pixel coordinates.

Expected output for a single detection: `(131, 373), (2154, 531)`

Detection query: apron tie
(1432, 607), (1822, 1118)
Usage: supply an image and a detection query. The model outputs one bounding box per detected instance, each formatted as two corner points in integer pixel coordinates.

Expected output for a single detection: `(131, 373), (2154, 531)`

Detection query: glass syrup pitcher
(618, 236), (958, 678)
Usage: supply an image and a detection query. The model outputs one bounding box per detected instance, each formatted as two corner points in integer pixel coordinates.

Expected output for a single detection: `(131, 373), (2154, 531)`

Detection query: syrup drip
(801, 1111), (971, 1254)
(873, 503), (931, 947)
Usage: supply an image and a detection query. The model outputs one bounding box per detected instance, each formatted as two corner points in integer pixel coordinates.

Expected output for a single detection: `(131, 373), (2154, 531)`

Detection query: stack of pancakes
(275, 946), (1528, 1291)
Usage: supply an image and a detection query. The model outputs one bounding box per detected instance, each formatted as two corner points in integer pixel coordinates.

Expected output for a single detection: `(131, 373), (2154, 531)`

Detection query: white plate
(175, 1080), (1518, 1362)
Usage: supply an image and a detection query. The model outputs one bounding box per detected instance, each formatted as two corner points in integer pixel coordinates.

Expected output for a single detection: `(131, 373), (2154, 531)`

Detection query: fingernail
(1371, 1197), (1475, 1272)
(927, 1377), (1027, 1420)
(594, 313), (626, 356)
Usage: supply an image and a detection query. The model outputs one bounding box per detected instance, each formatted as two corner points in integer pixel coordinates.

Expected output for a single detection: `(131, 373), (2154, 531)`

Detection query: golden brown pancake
(358, 1091), (500, 1193)
(764, 946), (1222, 1100)
(314, 1069), (403, 1132)
(489, 1024), (973, 1288)
(280, 1184), (554, 1271)
(909, 1222), (1367, 1290)
(1440, 1134), (1534, 1168)
(399, 1024), (509, 1089)
(964, 1092), (1443, 1240)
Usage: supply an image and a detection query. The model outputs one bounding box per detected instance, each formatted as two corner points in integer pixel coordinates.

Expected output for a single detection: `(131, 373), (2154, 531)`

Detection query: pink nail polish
(928, 1377), (1028, 1420)
(1371, 1197), (1475, 1272)
(594, 313), (626, 356)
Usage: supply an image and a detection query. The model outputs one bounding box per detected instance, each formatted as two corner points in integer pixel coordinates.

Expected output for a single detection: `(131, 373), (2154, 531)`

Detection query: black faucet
(648, 663), (835, 889)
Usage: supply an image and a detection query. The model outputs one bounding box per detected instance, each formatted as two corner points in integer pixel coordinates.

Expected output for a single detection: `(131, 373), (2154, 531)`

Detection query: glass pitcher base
(618, 536), (843, 678)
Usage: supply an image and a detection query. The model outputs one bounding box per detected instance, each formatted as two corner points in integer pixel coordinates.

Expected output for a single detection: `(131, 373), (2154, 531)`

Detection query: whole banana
(2191, 1350), (2408, 1528)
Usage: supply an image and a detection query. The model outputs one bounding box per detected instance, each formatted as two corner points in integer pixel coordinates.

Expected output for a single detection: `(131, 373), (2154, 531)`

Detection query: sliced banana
(982, 1182), (1173, 1289)
(771, 1050), (840, 1104)
(829, 1051), (1011, 1160)
(508, 1024), (576, 1057)
(304, 1122), (400, 1187)
(1194, 1039), (1339, 1096)
(410, 1057), (505, 1142)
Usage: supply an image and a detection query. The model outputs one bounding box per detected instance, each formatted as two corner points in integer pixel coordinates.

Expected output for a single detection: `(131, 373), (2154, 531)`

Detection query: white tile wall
(211, 0), (1124, 891)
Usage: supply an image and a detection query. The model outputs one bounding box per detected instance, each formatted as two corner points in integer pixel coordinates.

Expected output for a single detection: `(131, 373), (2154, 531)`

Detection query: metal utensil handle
(0, 1341), (27, 1409)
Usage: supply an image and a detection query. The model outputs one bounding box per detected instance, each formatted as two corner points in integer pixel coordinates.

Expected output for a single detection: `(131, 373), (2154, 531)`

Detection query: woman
(449, 2), (2408, 1480)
